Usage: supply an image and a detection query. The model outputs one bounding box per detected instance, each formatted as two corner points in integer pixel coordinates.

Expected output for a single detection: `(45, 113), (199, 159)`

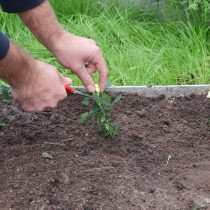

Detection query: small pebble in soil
(136, 109), (147, 117)
(5, 115), (16, 122)
(148, 188), (156, 194)
(192, 163), (199, 168)
(147, 149), (153, 154)
(162, 120), (170, 126)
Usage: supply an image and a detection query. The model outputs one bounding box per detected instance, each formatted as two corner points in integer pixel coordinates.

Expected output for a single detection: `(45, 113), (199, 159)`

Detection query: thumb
(58, 73), (72, 85)
(64, 77), (72, 85)
(75, 65), (95, 92)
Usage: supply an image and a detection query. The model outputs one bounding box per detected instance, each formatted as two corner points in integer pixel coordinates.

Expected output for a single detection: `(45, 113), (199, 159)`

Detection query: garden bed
(0, 86), (209, 210)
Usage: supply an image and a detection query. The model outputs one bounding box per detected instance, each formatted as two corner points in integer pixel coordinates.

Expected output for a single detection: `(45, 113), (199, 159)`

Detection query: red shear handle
(65, 84), (75, 93)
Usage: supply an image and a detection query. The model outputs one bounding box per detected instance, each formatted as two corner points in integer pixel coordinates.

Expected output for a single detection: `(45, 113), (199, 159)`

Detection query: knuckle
(21, 105), (29, 112)
(47, 101), (58, 109)
(60, 91), (67, 99)
(82, 78), (91, 86)
(56, 92), (67, 102)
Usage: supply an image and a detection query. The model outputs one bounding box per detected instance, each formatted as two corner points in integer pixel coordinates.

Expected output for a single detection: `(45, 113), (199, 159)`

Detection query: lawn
(0, 0), (209, 86)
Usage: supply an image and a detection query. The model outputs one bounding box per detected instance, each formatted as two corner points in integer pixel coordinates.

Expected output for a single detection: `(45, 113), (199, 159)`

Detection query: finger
(87, 63), (97, 74)
(46, 100), (58, 109)
(57, 72), (72, 85)
(57, 91), (67, 101)
(76, 65), (95, 92)
(22, 104), (43, 112)
(43, 90), (66, 109)
(64, 77), (72, 85)
(95, 55), (108, 91)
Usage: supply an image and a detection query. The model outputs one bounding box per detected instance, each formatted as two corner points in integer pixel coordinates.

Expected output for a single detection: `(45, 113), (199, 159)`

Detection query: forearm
(0, 42), (36, 89)
(19, 0), (65, 52)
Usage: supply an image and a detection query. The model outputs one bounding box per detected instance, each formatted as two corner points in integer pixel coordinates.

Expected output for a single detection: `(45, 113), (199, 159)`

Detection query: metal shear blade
(73, 89), (90, 97)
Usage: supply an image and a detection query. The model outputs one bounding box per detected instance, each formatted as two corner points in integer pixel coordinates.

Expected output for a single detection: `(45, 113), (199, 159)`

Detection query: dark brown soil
(0, 94), (209, 210)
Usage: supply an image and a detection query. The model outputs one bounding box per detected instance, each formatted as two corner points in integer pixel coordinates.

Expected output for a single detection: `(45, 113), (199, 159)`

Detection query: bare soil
(0, 94), (209, 210)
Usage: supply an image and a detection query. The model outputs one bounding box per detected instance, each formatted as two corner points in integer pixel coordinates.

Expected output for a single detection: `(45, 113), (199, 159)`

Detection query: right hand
(11, 60), (71, 112)
(50, 33), (108, 93)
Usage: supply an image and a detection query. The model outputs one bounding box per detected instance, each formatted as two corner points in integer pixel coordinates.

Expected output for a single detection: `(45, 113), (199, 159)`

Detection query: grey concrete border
(76, 85), (210, 98)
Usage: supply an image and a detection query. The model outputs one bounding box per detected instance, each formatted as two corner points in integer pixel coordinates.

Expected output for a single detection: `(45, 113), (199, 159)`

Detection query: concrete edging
(77, 85), (210, 98)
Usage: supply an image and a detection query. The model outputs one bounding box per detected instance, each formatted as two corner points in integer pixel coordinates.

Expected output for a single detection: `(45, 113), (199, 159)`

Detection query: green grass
(0, 0), (209, 86)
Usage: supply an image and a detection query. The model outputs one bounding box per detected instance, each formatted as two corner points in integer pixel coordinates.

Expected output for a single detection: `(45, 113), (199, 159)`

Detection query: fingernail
(65, 77), (72, 84)
(87, 85), (95, 93)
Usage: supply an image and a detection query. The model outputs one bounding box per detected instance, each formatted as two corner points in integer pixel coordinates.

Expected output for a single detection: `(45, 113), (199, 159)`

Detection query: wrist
(47, 31), (75, 55)
(0, 43), (37, 89)
(46, 29), (67, 53)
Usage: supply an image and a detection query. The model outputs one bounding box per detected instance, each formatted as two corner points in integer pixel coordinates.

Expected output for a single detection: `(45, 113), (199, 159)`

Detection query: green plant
(41, 152), (53, 160)
(80, 85), (121, 138)
(0, 85), (11, 103)
(0, 117), (7, 128)
(192, 203), (205, 210)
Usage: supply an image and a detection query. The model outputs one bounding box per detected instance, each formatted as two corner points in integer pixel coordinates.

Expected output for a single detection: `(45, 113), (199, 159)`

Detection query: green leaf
(100, 93), (111, 106)
(41, 152), (53, 160)
(82, 97), (91, 106)
(188, 3), (198, 10)
(192, 203), (205, 210)
(101, 116), (106, 123)
(0, 118), (7, 128)
(0, 85), (11, 102)
(80, 112), (90, 123)
(114, 122), (120, 131)
(80, 89), (120, 139)
(92, 93), (100, 103)
(91, 106), (99, 114)
(112, 95), (122, 105)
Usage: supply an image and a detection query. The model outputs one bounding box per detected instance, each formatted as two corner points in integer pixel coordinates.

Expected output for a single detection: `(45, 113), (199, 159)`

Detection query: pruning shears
(64, 84), (91, 97)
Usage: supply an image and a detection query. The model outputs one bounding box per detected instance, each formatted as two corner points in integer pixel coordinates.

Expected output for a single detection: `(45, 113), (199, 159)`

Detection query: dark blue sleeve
(0, 32), (10, 60)
(0, 0), (44, 13)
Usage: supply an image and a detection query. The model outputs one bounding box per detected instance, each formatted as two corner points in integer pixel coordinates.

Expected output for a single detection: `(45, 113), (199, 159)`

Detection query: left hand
(11, 60), (72, 112)
(51, 32), (108, 93)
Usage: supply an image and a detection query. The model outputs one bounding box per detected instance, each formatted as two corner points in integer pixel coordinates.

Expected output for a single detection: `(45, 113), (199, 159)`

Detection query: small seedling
(80, 84), (121, 138)
(41, 152), (53, 160)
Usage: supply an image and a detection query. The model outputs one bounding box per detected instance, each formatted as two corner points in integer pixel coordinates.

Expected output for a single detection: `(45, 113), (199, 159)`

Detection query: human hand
(51, 32), (108, 92)
(19, 1), (107, 92)
(12, 60), (71, 112)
